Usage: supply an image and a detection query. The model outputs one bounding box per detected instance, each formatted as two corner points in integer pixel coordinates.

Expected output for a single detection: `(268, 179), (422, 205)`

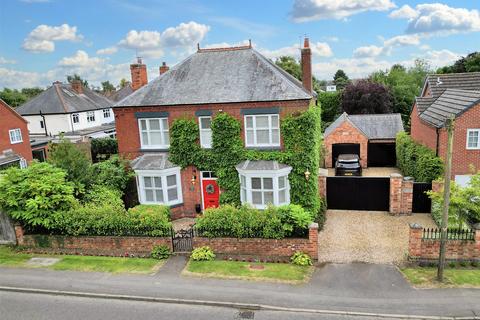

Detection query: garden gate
(171, 228), (194, 252)
(412, 182), (432, 213)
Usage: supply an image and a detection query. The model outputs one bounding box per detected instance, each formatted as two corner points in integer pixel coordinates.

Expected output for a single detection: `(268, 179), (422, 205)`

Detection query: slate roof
(131, 153), (176, 171)
(107, 84), (134, 102)
(419, 89), (480, 128)
(0, 150), (21, 166)
(423, 72), (480, 99)
(16, 82), (113, 115)
(324, 112), (404, 140)
(115, 47), (313, 107)
(235, 160), (291, 171)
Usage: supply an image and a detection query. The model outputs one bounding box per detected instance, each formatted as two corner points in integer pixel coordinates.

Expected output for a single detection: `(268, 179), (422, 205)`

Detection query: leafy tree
(0, 88), (28, 107)
(341, 80), (393, 114)
(333, 69), (350, 90)
(119, 78), (130, 88)
(91, 137), (118, 162)
(437, 52), (480, 73)
(66, 74), (88, 87)
(47, 137), (92, 193)
(0, 162), (76, 229)
(318, 91), (341, 127)
(101, 81), (115, 93)
(90, 156), (134, 194)
(274, 56), (323, 95)
(21, 87), (44, 100)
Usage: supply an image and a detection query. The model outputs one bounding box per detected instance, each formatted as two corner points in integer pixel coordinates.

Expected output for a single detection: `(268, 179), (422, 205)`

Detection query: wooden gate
(412, 182), (432, 213)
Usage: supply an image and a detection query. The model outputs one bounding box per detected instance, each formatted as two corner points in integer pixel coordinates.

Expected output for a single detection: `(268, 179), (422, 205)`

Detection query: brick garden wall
(408, 224), (480, 261)
(193, 223), (319, 261)
(15, 226), (172, 257)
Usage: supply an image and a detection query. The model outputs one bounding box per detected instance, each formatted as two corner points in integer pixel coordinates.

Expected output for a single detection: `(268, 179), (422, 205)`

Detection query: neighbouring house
(114, 39), (316, 218)
(410, 72), (480, 186)
(0, 99), (33, 169)
(324, 112), (404, 168)
(15, 80), (115, 139)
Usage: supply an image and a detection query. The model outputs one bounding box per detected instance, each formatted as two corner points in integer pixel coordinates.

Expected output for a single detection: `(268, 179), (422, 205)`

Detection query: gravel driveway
(317, 210), (436, 264)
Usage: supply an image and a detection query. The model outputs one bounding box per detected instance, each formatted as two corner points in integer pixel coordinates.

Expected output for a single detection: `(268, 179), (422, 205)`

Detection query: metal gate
(412, 182), (432, 213)
(327, 177), (390, 211)
(172, 228), (193, 252)
(367, 142), (396, 167)
(332, 143), (360, 166)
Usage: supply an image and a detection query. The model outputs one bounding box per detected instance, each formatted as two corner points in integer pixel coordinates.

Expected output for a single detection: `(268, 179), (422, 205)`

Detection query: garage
(367, 142), (396, 167)
(332, 143), (360, 166)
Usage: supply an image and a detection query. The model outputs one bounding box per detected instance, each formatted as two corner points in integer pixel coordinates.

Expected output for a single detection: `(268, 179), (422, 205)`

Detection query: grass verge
(401, 267), (480, 288)
(0, 245), (163, 274)
(184, 260), (313, 283)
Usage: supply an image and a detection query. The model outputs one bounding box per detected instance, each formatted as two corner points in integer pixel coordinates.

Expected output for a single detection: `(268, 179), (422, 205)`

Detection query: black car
(335, 154), (362, 176)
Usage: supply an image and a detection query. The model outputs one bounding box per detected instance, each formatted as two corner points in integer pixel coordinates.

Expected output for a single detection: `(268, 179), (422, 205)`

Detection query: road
(0, 291), (390, 320)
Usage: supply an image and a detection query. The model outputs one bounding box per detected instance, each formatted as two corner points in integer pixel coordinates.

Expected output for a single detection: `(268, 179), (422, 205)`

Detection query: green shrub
(396, 132), (443, 182)
(0, 162), (76, 229)
(151, 245), (171, 260)
(195, 204), (312, 239)
(90, 156), (134, 194)
(290, 251), (313, 266)
(191, 246), (215, 261)
(91, 137), (118, 162)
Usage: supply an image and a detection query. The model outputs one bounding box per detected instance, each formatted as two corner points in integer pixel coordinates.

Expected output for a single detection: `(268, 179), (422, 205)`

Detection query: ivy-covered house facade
(113, 39), (321, 219)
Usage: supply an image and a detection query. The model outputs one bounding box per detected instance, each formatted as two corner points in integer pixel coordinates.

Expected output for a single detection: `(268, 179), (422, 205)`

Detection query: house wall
(25, 108), (114, 136)
(324, 120), (368, 168)
(410, 104), (438, 151)
(115, 100), (311, 218)
(0, 100), (32, 162)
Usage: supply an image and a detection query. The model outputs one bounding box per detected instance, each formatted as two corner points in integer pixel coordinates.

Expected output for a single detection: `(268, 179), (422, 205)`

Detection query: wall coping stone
(390, 173), (402, 178)
(309, 222), (319, 229)
(410, 223), (423, 229)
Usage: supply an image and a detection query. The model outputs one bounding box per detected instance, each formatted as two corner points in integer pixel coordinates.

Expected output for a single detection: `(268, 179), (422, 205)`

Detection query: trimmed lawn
(185, 260), (313, 283)
(0, 246), (163, 274)
(401, 267), (480, 288)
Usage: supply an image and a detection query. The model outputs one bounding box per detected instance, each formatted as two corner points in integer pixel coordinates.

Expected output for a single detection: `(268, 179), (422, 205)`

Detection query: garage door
(332, 143), (360, 166)
(367, 142), (396, 167)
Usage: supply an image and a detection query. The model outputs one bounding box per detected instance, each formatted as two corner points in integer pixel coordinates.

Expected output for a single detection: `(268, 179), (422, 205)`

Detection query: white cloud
(420, 49), (462, 67)
(58, 50), (104, 67)
(22, 24), (83, 53)
(118, 21), (210, 58)
(390, 3), (480, 35)
(383, 34), (420, 47)
(353, 45), (384, 58)
(353, 34), (420, 58)
(291, 0), (396, 22)
(389, 4), (418, 20)
(0, 57), (17, 64)
(261, 42), (333, 60)
(96, 46), (118, 55)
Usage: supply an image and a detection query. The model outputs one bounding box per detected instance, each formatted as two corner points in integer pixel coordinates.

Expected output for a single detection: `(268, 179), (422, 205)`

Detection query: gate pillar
(389, 174), (413, 215)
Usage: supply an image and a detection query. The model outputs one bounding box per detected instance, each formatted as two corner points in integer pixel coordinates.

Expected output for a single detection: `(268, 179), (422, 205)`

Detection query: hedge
(194, 204), (313, 239)
(396, 132), (443, 182)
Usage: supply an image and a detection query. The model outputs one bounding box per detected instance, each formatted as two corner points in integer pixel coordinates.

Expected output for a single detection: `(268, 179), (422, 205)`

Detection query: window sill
(10, 141), (23, 145)
(245, 146), (281, 151)
(139, 148), (170, 152)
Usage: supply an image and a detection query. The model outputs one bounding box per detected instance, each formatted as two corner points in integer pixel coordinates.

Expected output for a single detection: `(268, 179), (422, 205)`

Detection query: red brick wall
(193, 223), (319, 261)
(0, 100), (32, 162)
(389, 174), (413, 215)
(324, 121), (368, 168)
(410, 104), (438, 152)
(409, 225), (480, 261)
(170, 165), (202, 219)
(18, 232), (172, 258)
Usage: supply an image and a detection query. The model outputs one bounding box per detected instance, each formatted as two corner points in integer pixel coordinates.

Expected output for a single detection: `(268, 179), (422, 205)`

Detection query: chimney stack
(130, 57), (148, 91)
(159, 62), (169, 75)
(71, 79), (83, 94)
(301, 37), (312, 93)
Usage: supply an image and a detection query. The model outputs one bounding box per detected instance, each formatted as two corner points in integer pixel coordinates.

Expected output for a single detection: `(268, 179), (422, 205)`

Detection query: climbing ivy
(168, 106), (324, 219)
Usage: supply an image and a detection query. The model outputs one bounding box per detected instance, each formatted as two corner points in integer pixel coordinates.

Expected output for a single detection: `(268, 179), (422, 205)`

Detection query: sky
(0, 0), (479, 89)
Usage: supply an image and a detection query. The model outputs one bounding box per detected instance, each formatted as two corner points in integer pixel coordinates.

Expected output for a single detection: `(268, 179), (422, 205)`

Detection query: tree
(47, 137), (92, 193)
(90, 156), (134, 195)
(66, 74), (88, 87)
(21, 87), (44, 100)
(0, 162), (76, 229)
(0, 88), (28, 107)
(437, 52), (480, 74)
(341, 80), (393, 114)
(318, 91), (341, 127)
(119, 78), (130, 88)
(101, 81), (115, 93)
(333, 69), (350, 90)
(274, 56), (323, 95)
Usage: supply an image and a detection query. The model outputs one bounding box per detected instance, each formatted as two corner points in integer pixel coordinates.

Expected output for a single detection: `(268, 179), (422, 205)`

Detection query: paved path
(0, 263), (479, 317)
(317, 210), (436, 264)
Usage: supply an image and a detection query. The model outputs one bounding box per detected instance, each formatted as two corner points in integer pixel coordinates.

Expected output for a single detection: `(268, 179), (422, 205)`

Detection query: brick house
(324, 113), (404, 168)
(410, 72), (480, 186)
(114, 39), (315, 218)
(0, 99), (33, 169)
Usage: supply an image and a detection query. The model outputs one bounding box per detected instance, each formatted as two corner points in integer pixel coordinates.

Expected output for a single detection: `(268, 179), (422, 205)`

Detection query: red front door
(202, 179), (219, 209)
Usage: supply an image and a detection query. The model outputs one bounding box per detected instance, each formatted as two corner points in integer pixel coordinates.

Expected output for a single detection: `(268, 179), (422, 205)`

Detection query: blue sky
(0, 0), (479, 89)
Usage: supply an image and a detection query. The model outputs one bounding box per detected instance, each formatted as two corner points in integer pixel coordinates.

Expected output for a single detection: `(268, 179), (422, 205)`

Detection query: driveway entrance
(317, 210), (436, 264)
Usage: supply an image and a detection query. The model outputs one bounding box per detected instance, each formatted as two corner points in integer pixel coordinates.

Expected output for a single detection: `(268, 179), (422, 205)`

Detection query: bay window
(136, 167), (182, 206)
(139, 118), (170, 149)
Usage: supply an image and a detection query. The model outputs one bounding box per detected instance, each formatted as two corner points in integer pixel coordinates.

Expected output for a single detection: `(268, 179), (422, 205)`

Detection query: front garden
(401, 264), (480, 288)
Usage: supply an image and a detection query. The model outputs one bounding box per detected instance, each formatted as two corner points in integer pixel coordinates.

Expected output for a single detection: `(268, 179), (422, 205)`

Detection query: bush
(90, 156), (134, 194)
(0, 162), (76, 229)
(396, 132), (443, 182)
(151, 245), (171, 260)
(191, 246), (215, 261)
(91, 137), (118, 162)
(195, 204), (313, 239)
(290, 251), (313, 266)
(58, 203), (172, 237)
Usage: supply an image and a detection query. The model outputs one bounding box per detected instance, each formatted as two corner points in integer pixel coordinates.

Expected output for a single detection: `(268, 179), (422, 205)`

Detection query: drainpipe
(39, 110), (48, 136)
(435, 128), (440, 156)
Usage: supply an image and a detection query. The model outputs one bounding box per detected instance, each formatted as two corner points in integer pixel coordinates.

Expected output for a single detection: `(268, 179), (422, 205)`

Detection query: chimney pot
(71, 79), (83, 94)
(303, 37), (310, 48)
(130, 58), (148, 91)
(159, 62), (170, 75)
